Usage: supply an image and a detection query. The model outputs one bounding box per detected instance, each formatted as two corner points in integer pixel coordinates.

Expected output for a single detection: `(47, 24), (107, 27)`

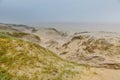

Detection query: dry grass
(0, 32), (95, 80)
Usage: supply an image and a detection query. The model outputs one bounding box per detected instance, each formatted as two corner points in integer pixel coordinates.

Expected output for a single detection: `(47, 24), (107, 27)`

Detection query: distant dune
(36, 23), (120, 34)
(1, 23), (120, 80)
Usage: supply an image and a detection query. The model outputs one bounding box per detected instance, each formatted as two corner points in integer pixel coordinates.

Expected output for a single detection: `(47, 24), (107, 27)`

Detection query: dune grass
(0, 31), (95, 80)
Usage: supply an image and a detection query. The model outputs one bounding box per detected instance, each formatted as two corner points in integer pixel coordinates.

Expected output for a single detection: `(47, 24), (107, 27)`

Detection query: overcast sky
(0, 0), (120, 24)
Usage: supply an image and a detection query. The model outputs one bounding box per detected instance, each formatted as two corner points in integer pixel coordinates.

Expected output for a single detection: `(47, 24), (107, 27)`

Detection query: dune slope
(0, 32), (94, 80)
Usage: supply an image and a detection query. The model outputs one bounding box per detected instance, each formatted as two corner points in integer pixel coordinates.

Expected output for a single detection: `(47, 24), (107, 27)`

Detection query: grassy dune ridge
(0, 32), (94, 80)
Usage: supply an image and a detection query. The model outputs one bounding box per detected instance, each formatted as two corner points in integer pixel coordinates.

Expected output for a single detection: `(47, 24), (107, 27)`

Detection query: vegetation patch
(0, 35), (90, 80)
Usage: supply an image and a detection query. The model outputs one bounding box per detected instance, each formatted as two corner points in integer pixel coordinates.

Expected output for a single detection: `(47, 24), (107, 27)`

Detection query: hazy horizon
(0, 0), (120, 24)
(1, 0), (120, 33)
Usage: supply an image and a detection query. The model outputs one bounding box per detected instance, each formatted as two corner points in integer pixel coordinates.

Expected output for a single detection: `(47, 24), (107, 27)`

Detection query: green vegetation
(0, 68), (12, 80)
(0, 31), (40, 42)
(7, 32), (29, 37)
(0, 33), (12, 39)
(0, 32), (91, 80)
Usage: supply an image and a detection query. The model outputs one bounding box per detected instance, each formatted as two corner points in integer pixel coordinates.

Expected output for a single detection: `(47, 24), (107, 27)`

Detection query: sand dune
(1, 23), (120, 80)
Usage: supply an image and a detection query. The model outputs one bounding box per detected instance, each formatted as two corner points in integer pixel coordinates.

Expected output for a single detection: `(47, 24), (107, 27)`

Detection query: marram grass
(0, 32), (94, 80)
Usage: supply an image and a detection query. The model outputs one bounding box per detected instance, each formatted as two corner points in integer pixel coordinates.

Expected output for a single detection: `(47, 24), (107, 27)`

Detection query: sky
(0, 0), (120, 25)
